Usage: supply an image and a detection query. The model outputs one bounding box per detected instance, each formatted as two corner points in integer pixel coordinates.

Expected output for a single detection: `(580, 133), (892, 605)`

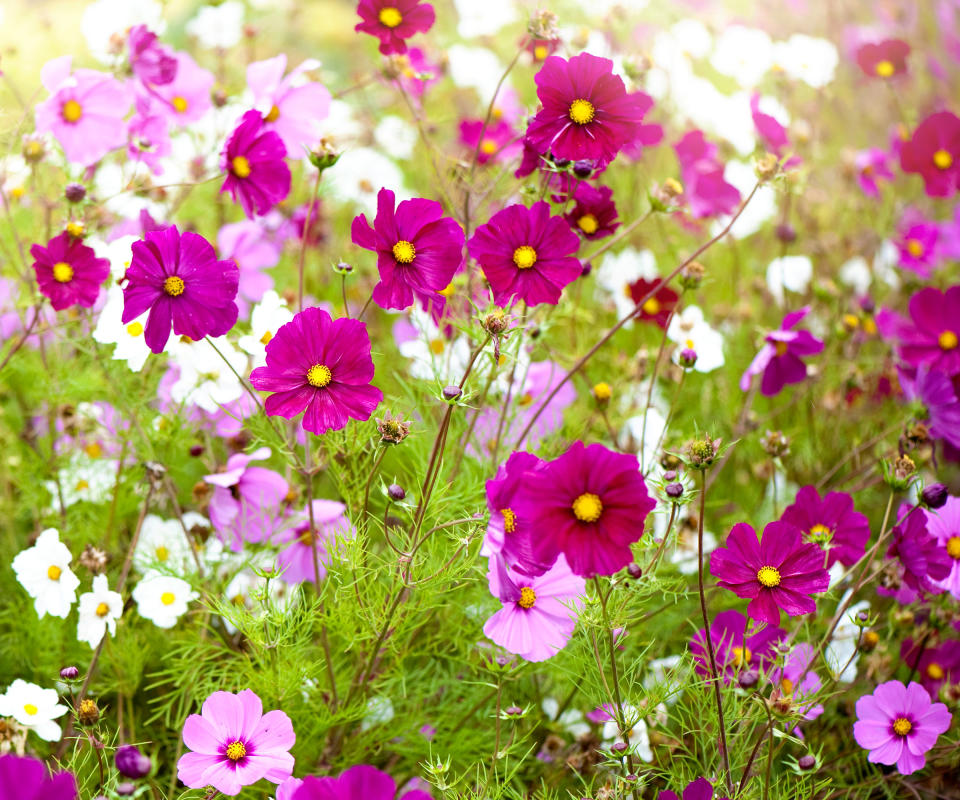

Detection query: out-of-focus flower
(221, 110), (291, 219)
(876, 286), (960, 377)
(0, 753), (77, 799)
(855, 148), (894, 197)
(276, 500), (354, 584)
(31, 232), (109, 311)
(780, 485), (870, 567)
(740, 306), (825, 396)
(674, 130), (741, 219)
(856, 39), (910, 79)
(355, 0), (435, 55)
(690, 608), (785, 684)
(900, 111), (960, 198)
(563, 183), (619, 240)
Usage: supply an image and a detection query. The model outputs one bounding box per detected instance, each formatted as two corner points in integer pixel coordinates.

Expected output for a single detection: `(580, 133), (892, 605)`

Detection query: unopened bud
(387, 484), (406, 501)
(60, 666), (80, 680)
(797, 755), (817, 771)
(442, 385), (462, 401)
(64, 183), (87, 203)
(921, 483), (948, 510)
(78, 698), (99, 726)
(665, 482), (684, 499)
(626, 563), (643, 579)
(592, 382), (612, 403)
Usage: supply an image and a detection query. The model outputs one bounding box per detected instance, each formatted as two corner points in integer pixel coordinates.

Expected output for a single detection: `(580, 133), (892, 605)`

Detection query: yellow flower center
(307, 364), (332, 388)
(47, 565), (62, 581)
(428, 338), (445, 355)
(171, 96), (189, 114)
(501, 507), (516, 533)
(642, 297), (660, 315)
(84, 442), (102, 458)
(480, 139), (497, 155)
(52, 262), (74, 283)
(124, 321), (143, 337)
(947, 536), (960, 559)
(392, 239), (416, 263)
(577, 214), (599, 235)
(95, 602), (109, 617)
(757, 566), (781, 587)
(593, 382), (612, 400)
(232, 156), (252, 178)
(379, 6), (403, 26)
(892, 717), (912, 737)
(225, 740), (247, 761)
(264, 104), (280, 123)
(512, 245), (537, 269)
(774, 341), (789, 357)
(75, 479), (89, 491)
(875, 60), (895, 77)
(780, 677), (794, 695)
(163, 275), (185, 297)
(518, 586), (536, 609)
(65, 221), (85, 238)
(61, 99), (83, 123)
(534, 44), (549, 60)
(23, 703), (38, 716)
(438, 283), (455, 298)
(260, 330), (273, 345)
(160, 591), (175, 606)
(572, 492), (603, 523)
(927, 662), (945, 680)
(939, 330), (958, 350)
(568, 98), (595, 125)
(731, 646), (752, 667)
(155, 546), (169, 562)
(906, 238), (925, 258)
(808, 523), (831, 542)
(933, 149), (953, 170)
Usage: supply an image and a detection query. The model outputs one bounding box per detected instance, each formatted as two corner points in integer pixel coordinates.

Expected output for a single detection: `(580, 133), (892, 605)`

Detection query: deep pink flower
(394, 48), (440, 97)
(856, 39), (910, 78)
(853, 680), (951, 775)
(31, 232), (109, 311)
(459, 119), (521, 165)
(876, 286), (960, 377)
(710, 521), (830, 625)
(627, 278), (679, 329)
(250, 307), (384, 436)
(247, 55), (331, 155)
(895, 213), (941, 278)
(0, 753), (76, 800)
(142, 52), (214, 124)
(899, 367), (960, 450)
(482, 451), (546, 566)
(564, 183), (619, 240)
(900, 111), (960, 198)
(769, 643), (824, 720)
(221, 110), (291, 219)
(468, 202), (581, 307)
(351, 188), (464, 315)
(674, 131), (741, 219)
(880, 504), (951, 601)
(525, 53), (650, 164)
(483, 553), (585, 662)
(855, 148), (894, 198)
(780, 485), (870, 567)
(659, 777), (728, 800)
(619, 91), (663, 161)
(355, 0), (435, 55)
(901, 637), (960, 697)
(34, 55), (131, 166)
(276, 499), (354, 583)
(127, 105), (172, 174)
(292, 765), (431, 800)
(121, 225), (240, 353)
(750, 94), (800, 168)
(740, 307), (825, 396)
(128, 25), (177, 86)
(528, 37), (560, 63)
(925, 495), (960, 598)
(510, 441), (656, 577)
(177, 689), (295, 796)
(690, 609), (785, 684)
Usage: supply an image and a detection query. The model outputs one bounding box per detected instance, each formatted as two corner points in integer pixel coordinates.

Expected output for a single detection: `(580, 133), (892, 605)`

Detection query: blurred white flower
(715, 160), (777, 238)
(374, 115), (417, 161)
(168, 337), (246, 413)
(361, 696), (395, 731)
(134, 512), (209, 576)
(766, 255), (813, 304)
(711, 25), (773, 87)
(667, 307), (725, 373)
(825, 600), (870, 683)
(453, 0), (515, 37)
(186, 1), (245, 49)
(839, 256), (872, 295)
(399, 308), (472, 383)
(448, 45), (505, 103)
(773, 35), (838, 88)
(82, 0), (165, 63)
(238, 291), (294, 368)
(45, 451), (118, 510)
(595, 247), (658, 322)
(325, 148), (410, 216)
(601, 705), (653, 762)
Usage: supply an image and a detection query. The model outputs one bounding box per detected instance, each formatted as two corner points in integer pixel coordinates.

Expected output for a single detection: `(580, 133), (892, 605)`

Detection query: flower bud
(505, 705), (523, 716)
(115, 745), (151, 779)
(754, 152), (780, 182)
(678, 348), (698, 369)
(626, 563), (643, 579)
(482, 310), (510, 337)
(611, 741), (628, 753)
(592, 382), (612, 403)
(116, 782), (136, 796)
(678, 260), (705, 291)
(921, 483), (949, 509)
(775, 223), (796, 243)
(189, 444), (204, 457)
(797, 754), (817, 771)
(387, 483), (406, 501)
(760, 430), (791, 459)
(663, 470), (677, 481)
(64, 183), (87, 203)
(22, 137), (45, 163)
(572, 159), (595, 178)
(442, 385), (462, 401)
(665, 482), (684, 499)
(78, 698), (99, 726)
(738, 670), (759, 689)
(334, 260), (353, 274)
(377, 411), (411, 444)
(60, 666), (80, 680)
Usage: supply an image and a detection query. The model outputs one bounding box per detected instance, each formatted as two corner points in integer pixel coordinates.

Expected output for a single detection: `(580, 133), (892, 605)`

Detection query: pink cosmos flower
(121, 225), (240, 353)
(628, 278), (679, 329)
(250, 307), (384, 436)
(855, 39), (910, 78)
(276, 499), (354, 583)
(205, 446), (290, 551)
(525, 53), (649, 164)
(750, 94), (800, 168)
(510, 441), (656, 577)
(128, 25), (177, 86)
(855, 148), (894, 197)
(217, 220), (282, 308)
(177, 689), (295, 796)
(563, 183), (619, 240)
(922, 496), (960, 598)
(221, 110), (291, 219)
(394, 48), (440, 98)
(483, 553), (585, 662)
(141, 52), (214, 125)
(900, 111), (960, 198)
(292, 765), (431, 800)
(355, 0), (435, 55)
(34, 55), (131, 166)
(901, 637), (960, 697)
(482, 451), (546, 565)
(659, 777), (727, 800)
(780, 485), (870, 567)
(710, 521), (830, 625)
(468, 202), (581, 307)
(0, 753), (76, 800)
(247, 55), (332, 155)
(127, 105), (172, 175)
(876, 286), (960, 377)
(895, 213), (940, 278)
(674, 131), (741, 219)
(879, 504), (951, 602)
(459, 119), (521, 165)
(31, 232), (109, 311)
(853, 680), (951, 775)
(690, 609), (785, 685)
(740, 307), (825, 396)
(899, 367), (960, 450)
(351, 188), (464, 315)
(619, 91), (663, 161)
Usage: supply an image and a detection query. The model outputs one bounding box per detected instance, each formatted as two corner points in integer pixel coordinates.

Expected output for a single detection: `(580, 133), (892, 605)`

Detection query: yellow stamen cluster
(892, 717), (912, 737)
(939, 330), (958, 351)
(264, 104), (281, 123)
(518, 586), (536, 609)
(568, 98), (595, 125)
(572, 492), (603, 523)
(731, 646), (752, 667)
(577, 214), (599, 235)
(48, 565), (62, 581)
(392, 240), (416, 264)
(95, 602), (110, 617)
(172, 96), (189, 113)
(160, 592), (176, 606)
(512, 245), (537, 270)
(307, 364), (332, 388)
(927, 662), (945, 680)
(756, 565), (781, 587)
(946, 536), (960, 560)
(127, 322), (144, 337)
(61, 100), (83, 123)
(52, 262), (74, 283)
(225, 740), (247, 761)
(933, 149), (953, 170)
(232, 156), (252, 178)
(642, 297), (660, 316)
(501, 508), (516, 533)
(875, 60), (895, 77)
(378, 6), (403, 27)
(163, 275), (185, 297)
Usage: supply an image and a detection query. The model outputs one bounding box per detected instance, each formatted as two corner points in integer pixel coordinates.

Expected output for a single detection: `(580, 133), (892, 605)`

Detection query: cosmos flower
(627, 277), (679, 329)
(0, 753), (77, 800)
(710, 521), (830, 625)
(459, 119), (520, 165)
(0, 680), (68, 742)
(177, 689), (295, 796)
(291, 765), (431, 800)
(76, 574), (123, 648)
(126, 106), (172, 174)
(563, 183), (619, 240)
(128, 24), (177, 86)
(276, 500), (355, 584)
(769, 643), (824, 720)
(750, 93), (798, 166)
(739, 307), (825, 396)
(351, 187), (464, 315)
(482, 553), (585, 662)
(856, 39), (910, 79)
(221, 110), (291, 219)
(921, 496), (960, 599)
(133, 512), (209, 576)
(355, 0), (435, 55)
(674, 130), (742, 219)
(853, 680), (951, 775)
(12, 529), (80, 619)
(895, 213), (941, 278)
(217, 220), (282, 309)
(900, 111), (960, 198)
(468, 201), (581, 307)
(121, 225), (240, 353)
(525, 53), (650, 164)
(899, 367), (960, 450)
(249, 307), (384, 436)
(31, 232), (110, 311)
(900, 638), (960, 698)
(140, 52), (214, 125)
(659, 777), (728, 800)
(690, 609), (785, 685)
(132, 573), (198, 628)
(855, 148), (894, 198)
(779, 485), (870, 567)
(510, 441), (656, 577)
(876, 286), (960, 377)
(879, 504), (950, 603)
(482, 450), (546, 566)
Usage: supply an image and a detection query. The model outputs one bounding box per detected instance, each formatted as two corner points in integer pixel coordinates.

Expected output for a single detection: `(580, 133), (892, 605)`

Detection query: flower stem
(297, 170), (322, 312)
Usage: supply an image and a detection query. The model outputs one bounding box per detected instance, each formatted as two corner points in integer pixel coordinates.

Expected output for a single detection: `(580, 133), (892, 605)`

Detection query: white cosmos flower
(12, 529), (80, 619)
(711, 25), (774, 87)
(45, 451), (119, 510)
(667, 306), (725, 373)
(0, 680), (68, 742)
(168, 337), (246, 413)
(373, 116), (417, 161)
(361, 696), (395, 731)
(838, 256), (872, 295)
(81, 0), (165, 64)
(714, 160), (778, 239)
(772, 35), (838, 88)
(132, 574), (197, 628)
(541, 697), (590, 739)
(452, 0), (515, 37)
(825, 600), (870, 683)
(238, 291), (294, 368)
(93, 285), (152, 372)
(619, 408), (667, 474)
(447, 45), (505, 104)
(134, 512), (209, 576)
(601, 705), (653, 762)
(766, 255), (813, 305)
(77, 574), (123, 648)
(398, 308), (472, 383)
(185, 1), (245, 49)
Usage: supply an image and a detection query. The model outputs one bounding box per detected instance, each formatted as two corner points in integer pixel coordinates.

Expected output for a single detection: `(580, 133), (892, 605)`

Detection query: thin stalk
(297, 170), (323, 312)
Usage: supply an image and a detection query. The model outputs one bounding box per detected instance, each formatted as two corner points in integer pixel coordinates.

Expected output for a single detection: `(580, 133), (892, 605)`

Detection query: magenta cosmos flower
(564, 183), (619, 240)
(674, 130), (741, 219)
(459, 119), (520, 165)
(690, 609), (785, 685)
(899, 367), (960, 450)
(276, 499), (354, 583)
(881, 504), (951, 602)
(482, 450), (545, 565)
(250, 307), (384, 436)
(780, 485), (870, 567)
(856, 39), (910, 78)
(901, 637), (960, 697)
(468, 202), (581, 308)
(853, 680), (951, 775)
(769, 643), (824, 721)
(128, 25), (177, 86)
(247, 55), (331, 155)
(178, 689), (295, 796)
(0, 753), (76, 800)
(855, 148), (894, 198)
(121, 225), (240, 353)
(739, 307), (825, 396)
(659, 777), (728, 800)
(525, 53), (649, 164)
(355, 0), (435, 55)
(291, 765), (431, 800)
(351, 187), (464, 314)
(34, 55), (131, 166)
(142, 52), (214, 125)
(925, 495), (960, 598)
(876, 286), (960, 377)
(483, 553), (585, 662)
(221, 110), (291, 219)
(900, 111), (960, 197)
(895, 214), (940, 278)
(31, 232), (109, 311)
(510, 441), (656, 577)
(710, 521), (830, 625)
